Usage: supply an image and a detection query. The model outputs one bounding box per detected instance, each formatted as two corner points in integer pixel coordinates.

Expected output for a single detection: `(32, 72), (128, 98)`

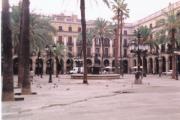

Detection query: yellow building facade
(12, 1), (180, 75)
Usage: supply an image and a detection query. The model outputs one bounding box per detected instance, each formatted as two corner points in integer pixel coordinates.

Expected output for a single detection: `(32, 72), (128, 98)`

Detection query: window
(123, 49), (127, 57)
(69, 27), (72, 32)
(87, 48), (91, 57)
(161, 44), (165, 53)
(124, 30), (127, 35)
(68, 36), (72, 42)
(68, 36), (73, 45)
(113, 48), (115, 57)
(95, 38), (100, 45)
(59, 26), (63, 31)
(95, 48), (100, 54)
(77, 47), (82, 56)
(104, 38), (110, 46)
(124, 39), (127, 47)
(58, 36), (63, 44)
(104, 48), (109, 57)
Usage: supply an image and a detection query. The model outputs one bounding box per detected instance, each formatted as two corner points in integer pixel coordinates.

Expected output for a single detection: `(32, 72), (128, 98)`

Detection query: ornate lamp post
(174, 49), (180, 80)
(45, 44), (56, 83)
(37, 51), (42, 78)
(158, 48), (162, 77)
(129, 33), (149, 84)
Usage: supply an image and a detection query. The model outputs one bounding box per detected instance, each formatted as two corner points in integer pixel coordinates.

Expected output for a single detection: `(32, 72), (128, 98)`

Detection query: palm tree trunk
(55, 56), (60, 77)
(80, 0), (88, 84)
(114, 28), (118, 73)
(101, 36), (104, 72)
(18, 2), (23, 87)
(115, 9), (120, 74)
(120, 10), (123, 76)
(171, 28), (177, 79)
(2, 0), (14, 101)
(21, 0), (31, 94)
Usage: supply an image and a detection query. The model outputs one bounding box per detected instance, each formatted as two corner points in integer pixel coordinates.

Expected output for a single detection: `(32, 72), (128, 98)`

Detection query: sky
(9, 0), (180, 23)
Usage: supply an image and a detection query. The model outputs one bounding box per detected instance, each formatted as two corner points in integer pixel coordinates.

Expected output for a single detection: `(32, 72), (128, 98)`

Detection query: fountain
(71, 53), (120, 80)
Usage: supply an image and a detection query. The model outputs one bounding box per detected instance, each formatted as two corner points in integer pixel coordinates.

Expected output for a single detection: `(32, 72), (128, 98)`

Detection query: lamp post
(37, 51), (42, 78)
(129, 33), (149, 84)
(45, 44), (56, 83)
(77, 55), (81, 73)
(174, 50), (180, 80)
(158, 50), (162, 77)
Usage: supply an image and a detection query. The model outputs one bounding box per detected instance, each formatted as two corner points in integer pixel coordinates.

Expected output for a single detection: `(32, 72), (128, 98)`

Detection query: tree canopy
(11, 5), (56, 54)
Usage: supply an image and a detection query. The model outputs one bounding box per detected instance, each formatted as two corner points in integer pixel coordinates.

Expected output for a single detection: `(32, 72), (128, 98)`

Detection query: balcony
(103, 43), (110, 47)
(123, 43), (128, 48)
(76, 41), (82, 46)
(67, 42), (73, 46)
(57, 41), (64, 45)
(95, 43), (101, 47)
(103, 55), (110, 58)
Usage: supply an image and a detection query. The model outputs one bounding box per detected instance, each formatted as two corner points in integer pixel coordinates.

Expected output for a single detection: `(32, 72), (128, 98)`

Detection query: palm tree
(11, 5), (55, 54)
(20, 0), (31, 94)
(77, 28), (95, 45)
(163, 3), (180, 79)
(30, 15), (56, 51)
(93, 18), (114, 71)
(11, 4), (55, 87)
(135, 26), (151, 76)
(80, 0), (88, 84)
(11, 5), (22, 55)
(80, 0), (111, 84)
(111, 0), (129, 74)
(136, 26), (151, 42)
(54, 44), (65, 77)
(2, 0), (14, 101)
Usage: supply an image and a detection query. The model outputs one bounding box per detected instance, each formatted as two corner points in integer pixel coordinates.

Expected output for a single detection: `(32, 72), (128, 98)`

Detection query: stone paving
(2, 74), (180, 120)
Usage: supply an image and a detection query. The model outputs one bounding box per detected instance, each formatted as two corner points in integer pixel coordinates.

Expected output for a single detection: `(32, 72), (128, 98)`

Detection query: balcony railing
(123, 44), (128, 48)
(95, 41), (101, 46)
(77, 41), (82, 46)
(103, 55), (110, 58)
(103, 43), (110, 47)
(67, 42), (73, 46)
(57, 41), (64, 45)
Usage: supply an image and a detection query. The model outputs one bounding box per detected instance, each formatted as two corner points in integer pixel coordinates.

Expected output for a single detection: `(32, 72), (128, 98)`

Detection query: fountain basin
(71, 74), (120, 80)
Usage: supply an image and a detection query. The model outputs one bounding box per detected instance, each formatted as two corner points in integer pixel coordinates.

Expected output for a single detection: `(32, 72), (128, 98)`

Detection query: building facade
(50, 14), (135, 73)
(12, 1), (180, 75)
(130, 1), (180, 75)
